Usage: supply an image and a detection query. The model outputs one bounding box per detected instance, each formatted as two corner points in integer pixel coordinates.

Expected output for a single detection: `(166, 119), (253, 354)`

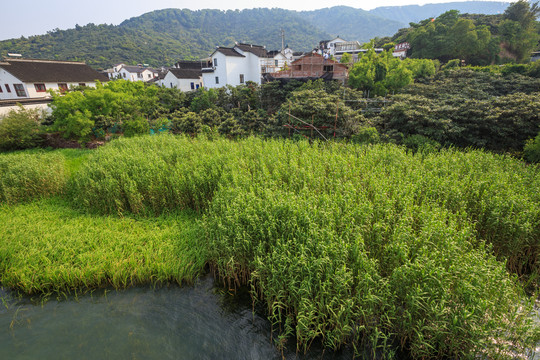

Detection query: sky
(0, 0), (507, 40)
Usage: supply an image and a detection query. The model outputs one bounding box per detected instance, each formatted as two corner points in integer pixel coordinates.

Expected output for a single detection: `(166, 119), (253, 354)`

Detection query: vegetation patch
(1, 137), (538, 358)
(0, 151), (67, 205)
(0, 198), (205, 295)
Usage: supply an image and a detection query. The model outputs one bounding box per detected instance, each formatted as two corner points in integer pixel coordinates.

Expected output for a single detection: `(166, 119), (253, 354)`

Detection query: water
(0, 276), (354, 360)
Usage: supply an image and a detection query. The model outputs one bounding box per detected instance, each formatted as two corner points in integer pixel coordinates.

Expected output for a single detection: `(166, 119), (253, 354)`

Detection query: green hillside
(0, 3), (517, 69)
(0, 8), (329, 69)
(297, 6), (404, 42)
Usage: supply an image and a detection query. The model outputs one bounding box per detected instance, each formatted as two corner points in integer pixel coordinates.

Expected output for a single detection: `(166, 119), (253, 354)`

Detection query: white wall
(0, 68), (28, 100)
(0, 102), (51, 118)
(160, 72), (203, 92)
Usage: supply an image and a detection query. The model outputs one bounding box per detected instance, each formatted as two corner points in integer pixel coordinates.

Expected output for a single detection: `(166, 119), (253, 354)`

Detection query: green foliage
(68, 135), (231, 215)
(339, 52), (353, 67)
(1, 137), (539, 358)
(0, 198), (205, 294)
(523, 131), (540, 163)
(123, 116), (150, 137)
(0, 106), (43, 151)
(0, 9), (329, 68)
(402, 134), (441, 152)
(350, 126), (380, 144)
(0, 152), (66, 204)
(348, 48), (416, 96)
(500, 0), (540, 63)
(406, 10), (501, 65)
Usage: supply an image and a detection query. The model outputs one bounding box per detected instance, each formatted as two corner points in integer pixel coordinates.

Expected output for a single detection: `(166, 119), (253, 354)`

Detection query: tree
(340, 52), (353, 68)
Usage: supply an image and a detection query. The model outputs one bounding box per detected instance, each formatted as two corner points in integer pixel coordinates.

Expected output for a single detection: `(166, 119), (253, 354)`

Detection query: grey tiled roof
(0, 58), (108, 83)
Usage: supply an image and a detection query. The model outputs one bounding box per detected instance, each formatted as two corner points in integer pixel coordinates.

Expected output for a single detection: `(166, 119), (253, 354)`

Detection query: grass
(0, 198), (206, 295)
(0, 135), (538, 359)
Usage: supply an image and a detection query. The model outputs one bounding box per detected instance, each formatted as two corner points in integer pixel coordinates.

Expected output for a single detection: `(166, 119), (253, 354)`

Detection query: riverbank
(0, 135), (538, 358)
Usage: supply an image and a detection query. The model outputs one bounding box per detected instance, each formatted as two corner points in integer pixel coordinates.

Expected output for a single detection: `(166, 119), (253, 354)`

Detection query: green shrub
(0, 152), (66, 204)
(0, 106), (43, 151)
(350, 126), (380, 144)
(403, 134), (441, 152)
(523, 131), (540, 163)
(123, 116), (150, 137)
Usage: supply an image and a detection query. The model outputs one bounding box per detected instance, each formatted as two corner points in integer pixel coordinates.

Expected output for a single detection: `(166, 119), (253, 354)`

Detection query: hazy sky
(0, 0), (506, 40)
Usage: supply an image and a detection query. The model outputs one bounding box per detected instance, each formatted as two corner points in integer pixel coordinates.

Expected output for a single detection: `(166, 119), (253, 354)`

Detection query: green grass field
(0, 135), (538, 359)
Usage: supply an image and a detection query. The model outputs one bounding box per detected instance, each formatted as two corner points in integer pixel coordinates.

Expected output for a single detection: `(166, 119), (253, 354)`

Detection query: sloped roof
(175, 60), (204, 70)
(214, 47), (245, 57)
(235, 43), (268, 57)
(0, 58), (108, 83)
(168, 69), (202, 79)
(121, 65), (156, 74)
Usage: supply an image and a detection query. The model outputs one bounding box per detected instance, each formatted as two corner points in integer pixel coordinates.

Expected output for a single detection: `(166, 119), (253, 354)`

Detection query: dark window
(170, 82), (173, 88)
(323, 65), (334, 72)
(239, 74), (244, 84)
(190, 82), (195, 89)
(35, 83), (47, 92)
(0, 85), (3, 93)
(14, 84), (26, 97)
(123, 73), (126, 78)
(58, 83), (68, 92)
(147, 74), (151, 78)
(5, 84), (11, 93)
(215, 76), (219, 84)
(213, 58), (218, 67)
(79, 83), (86, 87)
(275, 60), (279, 66)
(196, 84), (200, 89)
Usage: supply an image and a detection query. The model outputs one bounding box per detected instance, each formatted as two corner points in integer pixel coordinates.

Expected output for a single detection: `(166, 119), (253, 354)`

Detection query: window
(35, 83), (46, 92)
(215, 76), (219, 84)
(58, 83), (68, 92)
(239, 74), (244, 84)
(275, 60), (279, 66)
(5, 84), (11, 93)
(137, 73), (143, 78)
(14, 84), (26, 97)
(213, 58), (218, 67)
(190, 82), (195, 90)
(323, 65), (334, 72)
(196, 84), (200, 89)
(148, 74), (151, 79)
(0, 85), (3, 93)
(123, 73), (126, 78)
(79, 83), (86, 87)
(170, 82), (173, 88)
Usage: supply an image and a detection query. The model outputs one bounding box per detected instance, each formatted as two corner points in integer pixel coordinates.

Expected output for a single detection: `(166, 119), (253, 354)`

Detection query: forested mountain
(0, 9), (329, 69)
(369, 1), (510, 25)
(297, 6), (404, 42)
(0, 2), (514, 69)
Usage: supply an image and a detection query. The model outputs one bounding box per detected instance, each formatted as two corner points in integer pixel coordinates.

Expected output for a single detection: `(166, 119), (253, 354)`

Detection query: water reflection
(0, 276), (354, 359)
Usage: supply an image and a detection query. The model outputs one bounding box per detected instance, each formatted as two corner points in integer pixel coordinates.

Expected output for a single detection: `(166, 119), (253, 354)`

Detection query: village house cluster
(0, 37), (411, 102)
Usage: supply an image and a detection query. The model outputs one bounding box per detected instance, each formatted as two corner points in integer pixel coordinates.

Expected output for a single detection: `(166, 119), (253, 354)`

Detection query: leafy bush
(0, 106), (43, 151)
(523, 131), (540, 163)
(0, 152), (66, 204)
(123, 116), (150, 137)
(403, 134), (441, 152)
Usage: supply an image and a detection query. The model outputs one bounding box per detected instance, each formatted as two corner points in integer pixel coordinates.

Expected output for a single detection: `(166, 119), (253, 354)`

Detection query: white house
(0, 58), (108, 100)
(106, 64), (158, 82)
(318, 37), (348, 57)
(202, 43), (267, 89)
(159, 69), (203, 91)
(262, 50), (290, 73)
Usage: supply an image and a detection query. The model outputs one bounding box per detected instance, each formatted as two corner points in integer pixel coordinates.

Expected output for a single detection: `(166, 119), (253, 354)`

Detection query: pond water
(0, 276), (354, 359)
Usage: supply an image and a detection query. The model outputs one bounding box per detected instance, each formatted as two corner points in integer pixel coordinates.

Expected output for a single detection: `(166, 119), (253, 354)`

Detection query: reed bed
(0, 198), (206, 295)
(68, 135), (232, 215)
(2, 136), (539, 358)
(201, 138), (539, 358)
(0, 151), (67, 205)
